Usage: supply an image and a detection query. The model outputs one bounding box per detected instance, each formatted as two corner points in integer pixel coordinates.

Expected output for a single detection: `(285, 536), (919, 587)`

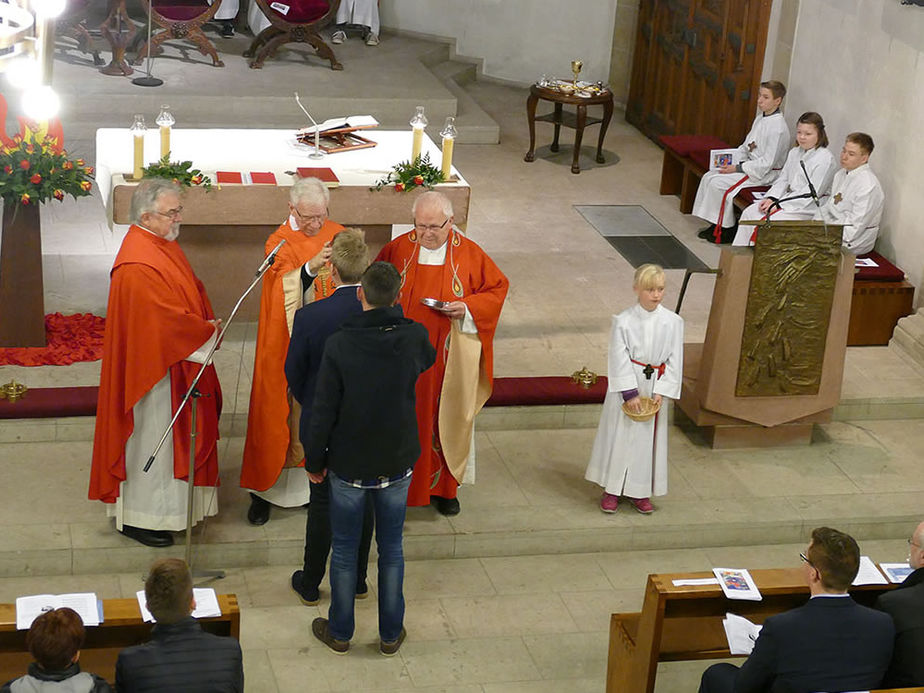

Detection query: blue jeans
(328, 471), (410, 642)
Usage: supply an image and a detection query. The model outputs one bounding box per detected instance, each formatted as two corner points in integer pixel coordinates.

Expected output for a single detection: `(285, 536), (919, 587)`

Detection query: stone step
(890, 310), (924, 366)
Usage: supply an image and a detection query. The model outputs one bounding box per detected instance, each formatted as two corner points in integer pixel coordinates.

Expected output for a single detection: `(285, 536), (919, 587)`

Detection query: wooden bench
(0, 594), (239, 684)
(850, 251), (916, 346)
(606, 569), (905, 693)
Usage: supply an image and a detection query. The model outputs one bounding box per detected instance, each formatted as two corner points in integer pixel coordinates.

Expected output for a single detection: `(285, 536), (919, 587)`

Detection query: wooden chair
(133, 0), (225, 68)
(56, 0), (103, 66)
(244, 0), (342, 70)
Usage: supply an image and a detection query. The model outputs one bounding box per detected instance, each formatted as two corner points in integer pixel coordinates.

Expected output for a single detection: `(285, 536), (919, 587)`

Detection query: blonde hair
(633, 264), (665, 290)
(331, 228), (368, 283)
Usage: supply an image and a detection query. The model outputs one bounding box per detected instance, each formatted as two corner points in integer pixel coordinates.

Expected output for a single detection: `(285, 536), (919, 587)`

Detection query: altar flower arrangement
(142, 154), (212, 190)
(374, 154), (443, 192)
(0, 132), (95, 206)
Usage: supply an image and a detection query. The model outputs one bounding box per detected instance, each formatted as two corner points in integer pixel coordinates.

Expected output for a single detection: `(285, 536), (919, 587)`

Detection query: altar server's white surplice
(692, 111), (790, 228)
(585, 304), (683, 499)
(813, 163), (884, 256)
(337, 0), (380, 33)
(734, 145), (837, 246)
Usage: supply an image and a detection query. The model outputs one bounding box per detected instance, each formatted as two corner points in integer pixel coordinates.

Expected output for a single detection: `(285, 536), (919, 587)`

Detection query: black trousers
(302, 476), (374, 591)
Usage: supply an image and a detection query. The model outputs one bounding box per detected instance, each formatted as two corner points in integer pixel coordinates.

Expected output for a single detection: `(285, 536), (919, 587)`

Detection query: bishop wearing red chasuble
(89, 180), (222, 548)
(376, 191), (508, 515)
(240, 178), (344, 525)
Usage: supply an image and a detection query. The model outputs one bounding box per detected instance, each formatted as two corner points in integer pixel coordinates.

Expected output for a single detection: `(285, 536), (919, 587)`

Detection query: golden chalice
(571, 59), (583, 87)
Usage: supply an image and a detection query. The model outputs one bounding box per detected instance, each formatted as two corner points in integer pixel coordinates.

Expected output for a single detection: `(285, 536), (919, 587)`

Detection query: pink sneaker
(600, 493), (619, 513)
(629, 497), (654, 514)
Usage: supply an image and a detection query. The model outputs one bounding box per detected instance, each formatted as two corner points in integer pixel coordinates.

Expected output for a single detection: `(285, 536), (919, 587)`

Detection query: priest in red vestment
(89, 179), (222, 548)
(376, 191), (508, 515)
(240, 178), (344, 525)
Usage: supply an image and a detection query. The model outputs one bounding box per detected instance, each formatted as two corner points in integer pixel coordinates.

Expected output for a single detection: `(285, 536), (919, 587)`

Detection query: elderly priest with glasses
(240, 177), (345, 526)
(375, 191), (508, 516)
(89, 179), (222, 547)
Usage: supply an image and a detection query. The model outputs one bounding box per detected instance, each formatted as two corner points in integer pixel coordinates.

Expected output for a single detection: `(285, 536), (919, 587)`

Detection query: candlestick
(439, 116), (457, 181)
(409, 106), (427, 162)
(155, 105), (175, 159)
(129, 114), (146, 180)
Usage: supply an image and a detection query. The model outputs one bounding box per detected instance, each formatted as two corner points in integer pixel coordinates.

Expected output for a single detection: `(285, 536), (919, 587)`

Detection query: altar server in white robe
(208, 0), (239, 37)
(585, 264), (683, 515)
(814, 132), (884, 256)
(733, 112), (837, 246)
(332, 0), (380, 46)
(693, 80), (790, 243)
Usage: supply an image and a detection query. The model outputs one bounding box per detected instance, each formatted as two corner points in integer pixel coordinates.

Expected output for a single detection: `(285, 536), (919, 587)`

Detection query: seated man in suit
(116, 558), (243, 692)
(875, 520), (924, 687)
(699, 526), (894, 693)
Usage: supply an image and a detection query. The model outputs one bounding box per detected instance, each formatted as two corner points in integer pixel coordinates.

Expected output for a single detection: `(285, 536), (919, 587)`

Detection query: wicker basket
(622, 396), (661, 422)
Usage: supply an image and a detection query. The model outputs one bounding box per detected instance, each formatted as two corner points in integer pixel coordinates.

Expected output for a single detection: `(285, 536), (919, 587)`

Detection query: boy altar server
(693, 80), (790, 244)
(814, 132), (884, 256)
(585, 264), (683, 514)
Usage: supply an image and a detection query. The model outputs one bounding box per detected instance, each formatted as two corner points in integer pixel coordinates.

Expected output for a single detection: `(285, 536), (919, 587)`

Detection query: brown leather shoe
(312, 617), (349, 654)
(380, 627), (406, 656)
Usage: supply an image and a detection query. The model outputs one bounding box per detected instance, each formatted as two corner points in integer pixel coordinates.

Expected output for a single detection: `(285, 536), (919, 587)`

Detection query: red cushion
(268, 0), (330, 23)
(485, 376), (608, 407)
(0, 386), (97, 420)
(736, 186), (770, 205)
(689, 149), (712, 171)
(154, 0), (210, 21)
(659, 135), (731, 157)
(855, 251), (906, 282)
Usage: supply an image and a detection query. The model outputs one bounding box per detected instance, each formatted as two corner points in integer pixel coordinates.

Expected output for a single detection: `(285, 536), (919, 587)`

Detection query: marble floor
(2, 30), (924, 692)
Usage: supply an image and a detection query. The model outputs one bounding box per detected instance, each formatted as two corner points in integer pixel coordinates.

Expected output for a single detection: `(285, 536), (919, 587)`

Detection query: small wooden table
(524, 82), (614, 174)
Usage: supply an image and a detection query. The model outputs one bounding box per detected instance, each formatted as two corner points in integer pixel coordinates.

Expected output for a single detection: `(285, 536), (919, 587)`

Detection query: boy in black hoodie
(307, 261), (436, 657)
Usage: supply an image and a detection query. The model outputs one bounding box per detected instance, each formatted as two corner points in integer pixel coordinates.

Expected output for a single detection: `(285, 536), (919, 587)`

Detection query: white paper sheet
(852, 555), (888, 585)
(136, 588), (223, 623)
(722, 612), (762, 655)
(16, 593), (101, 630)
(672, 578), (720, 587)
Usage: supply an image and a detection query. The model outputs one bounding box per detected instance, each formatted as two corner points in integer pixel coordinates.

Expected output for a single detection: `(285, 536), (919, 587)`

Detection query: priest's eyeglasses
(294, 208), (327, 225)
(415, 217), (449, 233)
(155, 206), (183, 219)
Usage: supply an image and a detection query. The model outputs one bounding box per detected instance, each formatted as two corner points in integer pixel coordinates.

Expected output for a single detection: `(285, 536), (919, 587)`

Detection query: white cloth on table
(209, 0), (239, 21)
(585, 304), (683, 499)
(733, 145), (837, 246)
(813, 163), (884, 256)
(108, 332), (220, 532)
(336, 0), (380, 33)
(691, 111), (790, 227)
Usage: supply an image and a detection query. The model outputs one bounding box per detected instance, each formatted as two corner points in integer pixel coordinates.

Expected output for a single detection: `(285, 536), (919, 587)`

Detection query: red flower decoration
(53, 189), (65, 201)
(395, 182), (405, 192)
(190, 174), (202, 185)
(84, 166), (94, 176)
(413, 175), (424, 185)
(79, 181), (92, 192)
(20, 193), (30, 205)
(3, 165), (11, 175)
(19, 159), (30, 170)
(75, 159), (85, 166)
(30, 173), (41, 184)
(62, 161), (73, 170)
(25, 144), (34, 154)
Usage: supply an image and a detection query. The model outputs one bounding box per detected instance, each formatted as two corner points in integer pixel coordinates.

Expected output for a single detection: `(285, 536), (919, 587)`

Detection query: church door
(626, 0), (774, 145)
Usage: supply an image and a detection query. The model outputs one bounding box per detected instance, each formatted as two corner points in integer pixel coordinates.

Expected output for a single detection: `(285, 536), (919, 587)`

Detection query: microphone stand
(144, 241), (286, 578)
(294, 92), (325, 160)
(132, 0), (164, 87)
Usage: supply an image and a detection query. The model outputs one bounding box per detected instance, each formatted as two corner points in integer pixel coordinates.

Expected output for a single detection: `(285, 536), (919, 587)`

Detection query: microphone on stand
(800, 159), (820, 207)
(294, 92), (325, 160)
(256, 240), (286, 277)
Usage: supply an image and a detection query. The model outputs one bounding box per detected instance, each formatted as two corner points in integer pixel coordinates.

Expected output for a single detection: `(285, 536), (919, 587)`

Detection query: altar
(95, 128), (471, 319)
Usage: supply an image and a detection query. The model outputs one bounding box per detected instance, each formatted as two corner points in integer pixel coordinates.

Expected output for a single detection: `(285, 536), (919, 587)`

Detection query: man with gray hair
(90, 179), (222, 547)
(376, 191), (508, 516)
(240, 177), (345, 525)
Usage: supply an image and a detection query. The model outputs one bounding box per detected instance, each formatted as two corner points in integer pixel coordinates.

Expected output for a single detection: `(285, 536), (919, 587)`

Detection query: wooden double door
(626, 0), (774, 146)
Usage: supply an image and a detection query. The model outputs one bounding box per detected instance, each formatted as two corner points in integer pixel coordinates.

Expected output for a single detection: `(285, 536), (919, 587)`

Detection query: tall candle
(160, 126), (170, 159)
(412, 127), (424, 162)
(440, 137), (454, 181)
(133, 135), (144, 180)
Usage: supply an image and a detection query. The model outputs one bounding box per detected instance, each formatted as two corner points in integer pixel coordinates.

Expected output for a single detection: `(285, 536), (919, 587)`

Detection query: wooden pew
(606, 569), (904, 693)
(0, 594), (239, 684)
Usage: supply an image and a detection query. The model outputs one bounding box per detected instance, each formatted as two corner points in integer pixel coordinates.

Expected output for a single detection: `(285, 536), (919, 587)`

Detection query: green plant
(142, 154), (212, 190)
(374, 154), (444, 192)
(0, 135), (94, 207)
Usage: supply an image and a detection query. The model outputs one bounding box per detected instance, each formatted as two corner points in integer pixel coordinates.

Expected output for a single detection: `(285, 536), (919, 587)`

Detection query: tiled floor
(1, 31), (924, 693)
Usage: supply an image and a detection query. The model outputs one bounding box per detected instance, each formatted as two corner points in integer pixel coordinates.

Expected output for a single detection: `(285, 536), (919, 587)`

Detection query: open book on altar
(297, 115), (379, 136)
(296, 115), (380, 154)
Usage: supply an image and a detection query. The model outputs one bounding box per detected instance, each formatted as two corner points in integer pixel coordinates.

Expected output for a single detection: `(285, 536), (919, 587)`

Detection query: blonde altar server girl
(585, 264), (683, 514)
(733, 112), (837, 246)
(692, 80), (790, 244)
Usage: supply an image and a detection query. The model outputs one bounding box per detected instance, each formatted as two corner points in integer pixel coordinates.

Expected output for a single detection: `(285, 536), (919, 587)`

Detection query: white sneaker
(331, 30), (345, 44)
(365, 32), (379, 46)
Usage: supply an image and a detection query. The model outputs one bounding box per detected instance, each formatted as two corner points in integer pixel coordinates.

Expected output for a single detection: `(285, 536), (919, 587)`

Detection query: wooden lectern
(677, 221), (851, 447)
